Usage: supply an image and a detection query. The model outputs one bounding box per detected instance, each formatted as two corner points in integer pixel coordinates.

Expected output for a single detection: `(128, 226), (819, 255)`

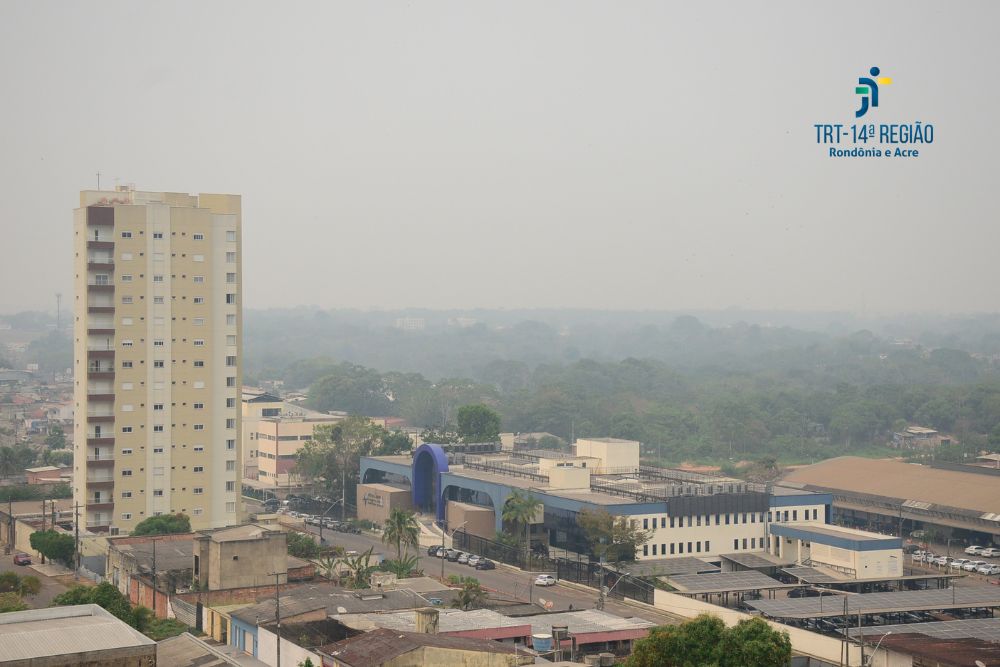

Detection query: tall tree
(381, 508), (420, 561)
(501, 490), (541, 564)
(578, 508), (651, 564)
(627, 614), (791, 667)
(295, 417), (394, 507)
(456, 404), (502, 442)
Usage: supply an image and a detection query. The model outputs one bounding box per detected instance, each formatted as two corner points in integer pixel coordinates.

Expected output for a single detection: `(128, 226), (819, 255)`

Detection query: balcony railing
(87, 328), (115, 335)
(86, 437), (114, 446)
(87, 306), (115, 314)
(87, 393), (114, 401)
(86, 475), (114, 484)
(87, 370), (115, 380)
(86, 519), (111, 527)
(86, 241), (114, 250)
(87, 454), (115, 462)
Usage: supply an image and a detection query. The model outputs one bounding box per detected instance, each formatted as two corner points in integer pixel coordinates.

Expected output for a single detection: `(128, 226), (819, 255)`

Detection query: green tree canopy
(578, 508), (651, 564)
(286, 531), (321, 559)
(28, 530), (75, 566)
(456, 404), (502, 442)
(131, 513), (191, 536)
(627, 615), (791, 667)
(381, 508), (420, 561)
(501, 490), (542, 563)
(451, 576), (487, 611)
(45, 425), (67, 450)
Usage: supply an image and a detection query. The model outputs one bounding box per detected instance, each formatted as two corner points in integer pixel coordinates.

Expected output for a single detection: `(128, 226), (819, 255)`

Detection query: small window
(226, 273), (236, 283)
(153, 339), (164, 347)
(226, 502), (236, 513)
(153, 446), (163, 453)
(121, 296), (133, 304)
(193, 275), (205, 283)
(153, 296), (164, 304)
(153, 489), (163, 496)
(742, 538), (748, 550)
(121, 427), (133, 434)
(193, 297), (204, 304)
(226, 252), (236, 263)
(225, 293), (237, 305)
(122, 340), (133, 348)
(642, 544), (648, 557)
(226, 355), (237, 366)
(226, 377), (236, 387)
(193, 466), (204, 473)
(226, 398), (236, 408)
(153, 425), (164, 432)
(226, 231), (236, 242)
(122, 469), (133, 477)
(193, 402), (204, 410)
(153, 403), (164, 410)
(705, 540), (710, 552)
(193, 508), (203, 516)
(226, 314), (236, 325)
(121, 447), (133, 453)
(121, 513), (132, 520)
(226, 439), (235, 450)
(194, 446), (205, 452)
(153, 232), (163, 239)
(121, 491), (132, 498)
(225, 460), (236, 471)
(193, 424), (205, 431)
(193, 317), (205, 326)
(120, 274), (133, 282)
(734, 539), (739, 550)
(121, 231), (132, 239)
(153, 360), (164, 368)
(153, 275), (163, 282)
(226, 481), (236, 491)
(121, 360), (132, 369)
(193, 360), (204, 367)
(193, 487), (204, 494)
(793, 510), (798, 521)
(226, 335), (237, 345)
(193, 233), (205, 240)
(193, 339), (205, 347)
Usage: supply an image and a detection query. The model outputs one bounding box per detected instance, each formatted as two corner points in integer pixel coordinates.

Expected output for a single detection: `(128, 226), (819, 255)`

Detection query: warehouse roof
(0, 605), (154, 663)
(318, 628), (518, 667)
(781, 457), (1000, 515)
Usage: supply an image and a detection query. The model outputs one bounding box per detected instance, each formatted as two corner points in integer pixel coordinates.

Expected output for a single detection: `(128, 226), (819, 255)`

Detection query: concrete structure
(73, 187), (244, 533)
(891, 425), (953, 450)
(242, 389), (346, 490)
(0, 604), (156, 666)
(768, 523), (903, 578)
(318, 627), (529, 667)
(157, 632), (242, 667)
(445, 500), (496, 540)
(25, 465), (69, 484)
(781, 456), (1000, 545)
(195, 523), (288, 590)
(362, 442), (830, 562)
(356, 482), (414, 525)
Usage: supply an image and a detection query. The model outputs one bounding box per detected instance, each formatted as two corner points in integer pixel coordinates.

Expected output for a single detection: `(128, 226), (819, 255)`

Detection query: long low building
(780, 456), (1000, 546)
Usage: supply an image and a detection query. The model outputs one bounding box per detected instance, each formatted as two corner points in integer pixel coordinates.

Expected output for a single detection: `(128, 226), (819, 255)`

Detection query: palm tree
(451, 577), (487, 610)
(501, 490), (542, 566)
(381, 508), (420, 561)
(337, 547), (376, 589)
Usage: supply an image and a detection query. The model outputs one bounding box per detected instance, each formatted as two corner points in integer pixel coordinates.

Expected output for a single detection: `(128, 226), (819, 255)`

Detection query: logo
(855, 66), (892, 118)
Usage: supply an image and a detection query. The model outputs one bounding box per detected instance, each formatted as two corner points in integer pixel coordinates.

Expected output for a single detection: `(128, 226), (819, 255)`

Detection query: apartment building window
(121, 491), (132, 498)
(121, 513), (132, 520)
(225, 460), (236, 471)
(153, 403), (163, 410)
(742, 513), (748, 523)
(153, 296), (164, 304)
(226, 439), (235, 450)
(193, 276), (205, 283)
(670, 544), (675, 555)
(193, 466), (204, 473)
(226, 502), (236, 513)
(705, 540), (710, 552)
(226, 231), (236, 242)
(121, 427), (132, 434)
(642, 545), (648, 557)
(193, 339), (205, 347)
(750, 538), (756, 549)
(725, 514), (730, 525)
(153, 232), (163, 239)
(193, 487), (204, 495)
(733, 539), (739, 550)
(153, 490), (163, 497)
(121, 231), (132, 238)
(660, 517), (666, 528)
(153, 339), (164, 347)
(153, 425), (164, 432)
(153, 447), (163, 453)
(122, 296), (133, 304)
(226, 335), (237, 345)
(792, 510), (798, 521)
(193, 233), (204, 240)
(121, 274), (133, 282)
(153, 360), (164, 368)
(225, 481), (236, 492)
(153, 275), (164, 283)
(742, 538), (748, 550)
(226, 272), (236, 283)
(194, 446), (205, 452)
(678, 543), (684, 554)
(669, 516), (675, 528)
(194, 297), (204, 304)
(121, 361), (132, 368)
(122, 469), (132, 477)
(121, 448), (132, 454)
(193, 424), (204, 431)
(696, 542), (701, 553)
(226, 377), (236, 387)
(696, 515), (701, 527)
(651, 544), (657, 556)
(193, 317), (205, 326)
(225, 355), (237, 366)
(193, 402), (204, 409)
(226, 314), (236, 325)
(687, 542), (692, 553)
(715, 514), (720, 525)
(768, 512), (773, 522)
(812, 509), (818, 520)
(750, 513), (756, 523)
(225, 293), (237, 305)
(192, 508), (203, 516)
(225, 418), (236, 428)
(783, 511), (789, 521)
(642, 518), (648, 530)
(226, 252), (236, 263)
(226, 398), (235, 408)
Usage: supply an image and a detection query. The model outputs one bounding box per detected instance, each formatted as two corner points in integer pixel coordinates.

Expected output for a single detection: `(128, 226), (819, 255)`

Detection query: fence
(452, 530), (654, 605)
(172, 598), (198, 627)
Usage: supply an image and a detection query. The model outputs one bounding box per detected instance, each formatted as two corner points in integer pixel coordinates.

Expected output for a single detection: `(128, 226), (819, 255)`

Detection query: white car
(467, 555), (482, 567)
(933, 556), (952, 566)
(981, 548), (1000, 558)
(964, 560), (987, 572)
(949, 559), (970, 570)
(534, 574), (557, 587)
(965, 545), (984, 556)
(980, 565), (1000, 576)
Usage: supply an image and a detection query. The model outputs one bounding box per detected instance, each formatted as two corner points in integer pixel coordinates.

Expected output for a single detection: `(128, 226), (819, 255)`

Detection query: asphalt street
(297, 521), (678, 625)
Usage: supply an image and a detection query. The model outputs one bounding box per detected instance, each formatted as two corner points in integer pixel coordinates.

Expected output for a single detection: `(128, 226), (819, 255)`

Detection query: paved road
(0, 553), (70, 607)
(296, 522), (678, 626)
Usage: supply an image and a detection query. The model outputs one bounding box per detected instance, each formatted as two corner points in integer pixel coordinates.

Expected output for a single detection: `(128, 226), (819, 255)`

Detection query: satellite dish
(538, 598), (547, 607)
(336, 606), (347, 614)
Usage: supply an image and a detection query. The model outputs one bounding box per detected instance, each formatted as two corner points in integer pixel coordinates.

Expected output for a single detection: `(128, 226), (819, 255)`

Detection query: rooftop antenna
(55, 293), (61, 332)
(96, 171), (101, 190)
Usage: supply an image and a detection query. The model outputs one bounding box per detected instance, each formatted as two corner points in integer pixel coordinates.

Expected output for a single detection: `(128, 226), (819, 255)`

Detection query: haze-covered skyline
(1, 1), (998, 314)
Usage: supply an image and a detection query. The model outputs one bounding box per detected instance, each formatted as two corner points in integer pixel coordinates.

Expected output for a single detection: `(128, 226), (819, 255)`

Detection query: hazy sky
(1, 1), (997, 314)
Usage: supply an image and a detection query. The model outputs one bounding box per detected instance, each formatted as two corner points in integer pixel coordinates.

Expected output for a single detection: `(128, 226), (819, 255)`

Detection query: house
(24, 465), (69, 485)
(195, 524), (290, 591)
(317, 627), (531, 667)
(892, 426), (953, 450)
(157, 632), (242, 667)
(0, 604), (156, 666)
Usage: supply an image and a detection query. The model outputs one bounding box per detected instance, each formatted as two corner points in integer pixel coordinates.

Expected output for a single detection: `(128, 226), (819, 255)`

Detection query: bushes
(131, 513), (191, 536)
(287, 531), (321, 559)
(28, 530), (75, 566)
(52, 582), (190, 640)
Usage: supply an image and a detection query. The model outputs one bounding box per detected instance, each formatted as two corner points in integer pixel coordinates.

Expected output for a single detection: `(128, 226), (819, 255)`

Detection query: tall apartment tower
(73, 187), (243, 534)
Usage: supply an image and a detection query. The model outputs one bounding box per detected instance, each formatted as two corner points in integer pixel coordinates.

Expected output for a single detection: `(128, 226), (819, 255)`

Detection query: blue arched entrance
(412, 444), (449, 522)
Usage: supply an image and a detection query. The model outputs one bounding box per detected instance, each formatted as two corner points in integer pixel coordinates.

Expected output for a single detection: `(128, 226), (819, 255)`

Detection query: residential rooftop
(318, 627), (520, 667)
(0, 604), (155, 663)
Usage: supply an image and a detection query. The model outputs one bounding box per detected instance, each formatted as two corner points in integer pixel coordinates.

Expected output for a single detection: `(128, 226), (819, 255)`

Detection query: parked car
(467, 555), (482, 567)
(457, 553), (470, 564)
(964, 560), (987, 572)
(475, 559), (496, 570)
(534, 574), (557, 587)
(980, 565), (1000, 576)
(934, 556), (953, 566)
(981, 548), (1000, 558)
(446, 550), (462, 561)
(436, 548), (449, 558)
(12, 553), (31, 566)
(902, 544), (921, 554)
(965, 545), (985, 556)
(949, 559), (970, 570)
(911, 553), (924, 562)
(428, 545), (443, 557)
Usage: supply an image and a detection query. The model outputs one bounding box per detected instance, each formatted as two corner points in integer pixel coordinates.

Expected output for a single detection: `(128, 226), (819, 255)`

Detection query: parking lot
(907, 546), (1000, 582)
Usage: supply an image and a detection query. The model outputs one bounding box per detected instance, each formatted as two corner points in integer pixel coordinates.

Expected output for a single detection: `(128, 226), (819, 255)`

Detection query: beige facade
(242, 392), (346, 490)
(356, 482), (414, 525)
(574, 437), (640, 472)
(194, 524), (288, 590)
(445, 500), (496, 540)
(73, 187), (243, 533)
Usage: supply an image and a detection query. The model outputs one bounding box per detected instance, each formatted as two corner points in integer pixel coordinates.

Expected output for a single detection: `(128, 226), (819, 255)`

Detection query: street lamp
(865, 631), (891, 667)
(441, 521), (468, 580)
(316, 499), (344, 545)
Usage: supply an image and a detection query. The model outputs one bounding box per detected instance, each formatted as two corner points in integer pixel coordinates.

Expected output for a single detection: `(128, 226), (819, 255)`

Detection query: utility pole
(74, 503), (80, 579)
(39, 500), (46, 564)
(152, 538), (157, 615)
(274, 572), (282, 667)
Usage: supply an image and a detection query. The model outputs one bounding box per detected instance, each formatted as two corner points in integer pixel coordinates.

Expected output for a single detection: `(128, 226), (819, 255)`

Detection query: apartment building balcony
(86, 240), (114, 250)
(87, 453), (115, 463)
(85, 520), (111, 531)
(87, 259), (115, 271)
(88, 350), (115, 361)
(87, 306), (115, 314)
(86, 501), (114, 511)
(87, 283), (114, 294)
(87, 328), (115, 335)
(86, 474), (114, 486)
(87, 393), (115, 402)
(86, 413), (115, 423)
(87, 368), (114, 380)
(86, 437), (114, 446)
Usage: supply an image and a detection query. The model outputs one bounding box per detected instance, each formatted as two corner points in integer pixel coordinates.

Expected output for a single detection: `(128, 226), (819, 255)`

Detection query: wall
(652, 589), (864, 666)
(574, 438), (640, 470)
(257, 625), (323, 667)
(356, 483), (414, 524)
(207, 533), (287, 590)
(446, 501), (496, 540)
(546, 466), (591, 490)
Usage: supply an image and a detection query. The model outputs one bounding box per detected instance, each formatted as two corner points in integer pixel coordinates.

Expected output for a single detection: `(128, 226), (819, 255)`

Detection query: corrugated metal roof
(0, 604), (154, 662)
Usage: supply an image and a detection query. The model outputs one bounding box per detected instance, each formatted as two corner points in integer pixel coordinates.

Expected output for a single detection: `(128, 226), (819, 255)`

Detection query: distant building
(24, 465), (70, 485)
(0, 604), (156, 666)
(317, 627), (530, 667)
(892, 425), (953, 450)
(194, 524), (290, 591)
(393, 317), (426, 331)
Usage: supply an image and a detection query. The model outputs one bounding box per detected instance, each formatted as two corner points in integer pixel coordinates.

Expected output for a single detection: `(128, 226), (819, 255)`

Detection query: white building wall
(257, 626), (323, 667)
